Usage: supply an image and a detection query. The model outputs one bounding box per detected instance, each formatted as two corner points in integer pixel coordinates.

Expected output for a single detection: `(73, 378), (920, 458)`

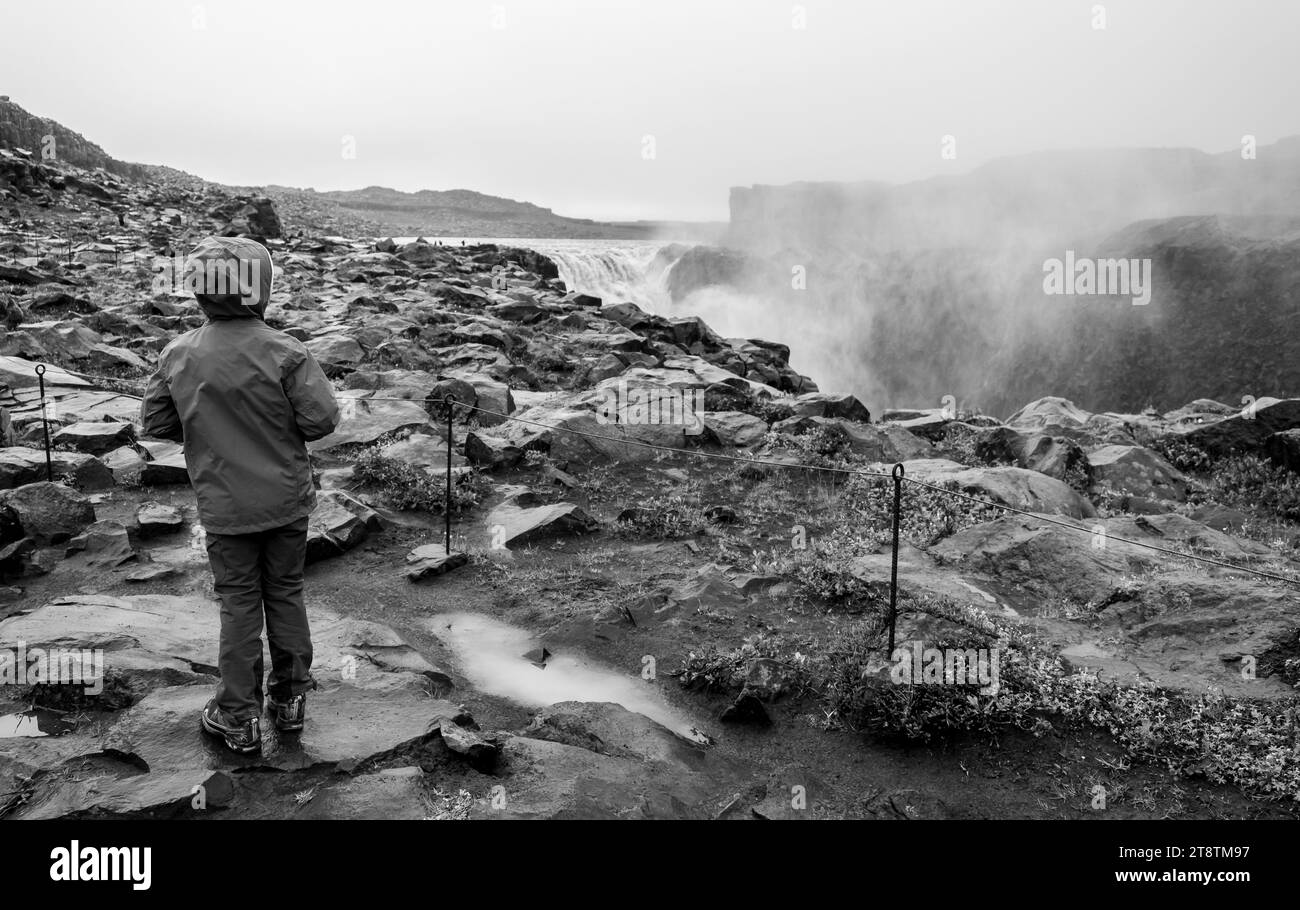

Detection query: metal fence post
(36, 365), (53, 481)
(888, 462), (905, 655)
(444, 395), (454, 554)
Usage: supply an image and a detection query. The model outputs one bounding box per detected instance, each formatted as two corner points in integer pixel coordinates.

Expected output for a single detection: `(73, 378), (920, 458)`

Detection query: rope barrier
(450, 398), (896, 479)
(27, 362), (1300, 590)
(902, 474), (1299, 586)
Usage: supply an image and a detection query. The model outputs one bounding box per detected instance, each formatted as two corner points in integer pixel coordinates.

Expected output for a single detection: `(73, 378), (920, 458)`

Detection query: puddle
(0, 709), (77, 738)
(431, 612), (709, 744)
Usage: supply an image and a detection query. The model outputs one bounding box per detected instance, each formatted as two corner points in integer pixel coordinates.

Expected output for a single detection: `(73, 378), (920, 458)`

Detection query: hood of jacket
(185, 236), (274, 319)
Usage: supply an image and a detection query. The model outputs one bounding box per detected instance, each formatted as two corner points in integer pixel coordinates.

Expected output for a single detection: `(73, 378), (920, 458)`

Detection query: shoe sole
(200, 712), (261, 754)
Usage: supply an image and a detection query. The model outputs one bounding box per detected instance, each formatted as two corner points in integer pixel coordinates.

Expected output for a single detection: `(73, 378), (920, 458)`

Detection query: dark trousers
(205, 517), (314, 720)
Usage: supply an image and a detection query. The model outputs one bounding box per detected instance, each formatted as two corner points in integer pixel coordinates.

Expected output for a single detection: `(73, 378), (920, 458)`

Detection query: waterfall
(531, 240), (688, 312)
(389, 236), (692, 313)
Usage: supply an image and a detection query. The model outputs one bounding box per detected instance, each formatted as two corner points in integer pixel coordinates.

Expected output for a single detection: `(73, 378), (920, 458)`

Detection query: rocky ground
(1, 147), (1299, 820)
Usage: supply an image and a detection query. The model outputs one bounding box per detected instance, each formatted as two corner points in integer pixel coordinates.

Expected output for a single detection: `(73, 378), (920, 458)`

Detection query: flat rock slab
(65, 519), (138, 568)
(850, 541), (1013, 617)
(405, 544), (468, 581)
(308, 394), (431, 451)
(379, 433), (466, 473)
(486, 499), (598, 548)
(0, 356), (89, 390)
(289, 766), (429, 820)
(0, 593), (452, 692)
(474, 735), (719, 820)
(525, 701), (708, 769)
(100, 678), (464, 774)
(52, 419), (136, 455)
(1, 591), (465, 817)
(28, 390), (142, 425)
(15, 767), (234, 820)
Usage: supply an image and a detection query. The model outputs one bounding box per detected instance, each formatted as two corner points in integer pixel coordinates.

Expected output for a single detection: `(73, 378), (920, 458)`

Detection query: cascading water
(394, 235), (690, 313)
(528, 239), (688, 312)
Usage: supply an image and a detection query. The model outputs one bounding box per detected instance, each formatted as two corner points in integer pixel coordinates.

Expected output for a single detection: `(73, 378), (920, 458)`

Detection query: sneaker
(268, 693), (306, 732)
(200, 700), (262, 754)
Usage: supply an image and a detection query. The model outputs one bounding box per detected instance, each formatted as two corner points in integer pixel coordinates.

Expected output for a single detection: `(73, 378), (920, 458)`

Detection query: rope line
(450, 398), (896, 479)
(902, 474), (1298, 586)
(26, 364), (1300, 587)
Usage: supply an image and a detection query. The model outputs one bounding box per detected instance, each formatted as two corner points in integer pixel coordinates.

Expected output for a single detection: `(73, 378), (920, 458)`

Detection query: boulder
(306, 491), (382, 563)
(588, 353), (627, 384)
(903, 459), (1096, 519)
(305, 334), (365, 374)
(464, 431), (525, 470)
(0, 481), (95, 543)
(214, 195), (282, 240)
(789, 392), (871, 424)
(470, 391), (694, 466)
(102, 445), (147, 479)
(65, 519), (137, 568)
(970, 427), (1085, 480)
(703, 411), (768, 447)
(0, 446), (115, 489)
(439, 722), (502, 770)
(132, 501), (183, 538)
(1183, 398), (1300, 458)
(775, 416), (931, 463)
(138, 443), (190, 485)
(488, 299), (548, 323)
(1087, 444), (1188, 502)
(1005, 396), (1093, 436)
(447, 371), (514, 426)
(1017, 434), (1086, 480)
(1265, 428), (1300, 473)
(839, 422), (932, 462)
(888, 412), (953, 442)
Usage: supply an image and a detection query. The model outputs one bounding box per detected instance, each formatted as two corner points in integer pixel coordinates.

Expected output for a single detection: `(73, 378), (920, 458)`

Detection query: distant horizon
(124, 132), (1300, 228)
(8, 0), (1297, 223)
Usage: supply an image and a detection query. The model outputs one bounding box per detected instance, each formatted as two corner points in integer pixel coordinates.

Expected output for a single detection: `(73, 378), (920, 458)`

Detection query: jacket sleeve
(140, 358), (184, 441)
(283, 347), (340, 442)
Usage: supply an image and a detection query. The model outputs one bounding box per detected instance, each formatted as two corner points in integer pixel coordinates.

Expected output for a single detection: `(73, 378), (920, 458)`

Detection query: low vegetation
(351, 448), (491, 514)
(681, 595), (1300, 802)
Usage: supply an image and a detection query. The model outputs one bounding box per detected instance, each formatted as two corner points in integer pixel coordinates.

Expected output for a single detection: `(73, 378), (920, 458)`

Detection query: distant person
(141, 237), (340, 754)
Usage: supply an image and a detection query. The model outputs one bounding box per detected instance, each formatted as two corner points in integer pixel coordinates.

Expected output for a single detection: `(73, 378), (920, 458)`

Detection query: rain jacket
(141, 237), (339, 535)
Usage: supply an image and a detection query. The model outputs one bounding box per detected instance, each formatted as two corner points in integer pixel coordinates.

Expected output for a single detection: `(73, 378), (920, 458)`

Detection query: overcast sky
(5, 0), (1297, 221)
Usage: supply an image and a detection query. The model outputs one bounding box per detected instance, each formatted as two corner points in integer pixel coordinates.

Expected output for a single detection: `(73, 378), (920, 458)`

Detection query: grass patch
(351, 449), (491, 514)
(681, 595), (1300, 802)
